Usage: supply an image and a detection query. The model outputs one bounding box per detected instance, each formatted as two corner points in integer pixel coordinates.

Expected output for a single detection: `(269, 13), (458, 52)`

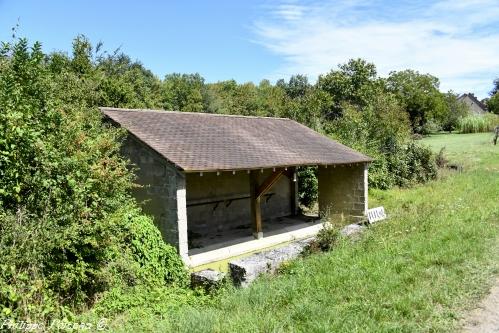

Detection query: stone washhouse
(101, 107), (372, 270)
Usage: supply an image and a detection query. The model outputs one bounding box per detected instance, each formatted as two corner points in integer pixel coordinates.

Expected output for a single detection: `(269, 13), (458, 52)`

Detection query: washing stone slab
(229, 238), (314, 287)
(228, 223), (367, 287)
(191, 269), (226, 291)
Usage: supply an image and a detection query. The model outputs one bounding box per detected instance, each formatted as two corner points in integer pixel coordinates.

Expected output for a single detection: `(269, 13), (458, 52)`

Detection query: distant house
(458, 93), (488, 115)
(101, 107), (371, 269)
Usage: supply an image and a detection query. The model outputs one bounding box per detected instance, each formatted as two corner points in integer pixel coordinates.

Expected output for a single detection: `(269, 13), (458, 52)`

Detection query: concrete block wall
(318, 163), (368, 222)
(186, 169), (293, 235)
(122, 135), (188, 260)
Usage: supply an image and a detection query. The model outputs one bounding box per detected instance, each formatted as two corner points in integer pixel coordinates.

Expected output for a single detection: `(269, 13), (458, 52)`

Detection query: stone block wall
(122, 135), (188, 259)
(318, 163), (368, 222)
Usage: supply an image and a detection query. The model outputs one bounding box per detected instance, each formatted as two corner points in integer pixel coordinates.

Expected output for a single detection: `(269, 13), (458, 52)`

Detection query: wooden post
(250, 170), (263, 239)
(250, 168), (287, 239)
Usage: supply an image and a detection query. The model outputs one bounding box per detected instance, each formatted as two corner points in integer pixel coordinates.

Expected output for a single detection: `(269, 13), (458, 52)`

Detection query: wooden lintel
(256, 168), (285, 199)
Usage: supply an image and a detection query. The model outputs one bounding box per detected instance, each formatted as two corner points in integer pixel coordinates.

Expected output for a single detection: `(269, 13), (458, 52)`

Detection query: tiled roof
(100, 107), (372, 172)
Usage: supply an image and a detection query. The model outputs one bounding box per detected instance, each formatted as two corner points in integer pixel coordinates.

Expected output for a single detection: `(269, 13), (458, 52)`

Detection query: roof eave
(182, 160), (373, 173)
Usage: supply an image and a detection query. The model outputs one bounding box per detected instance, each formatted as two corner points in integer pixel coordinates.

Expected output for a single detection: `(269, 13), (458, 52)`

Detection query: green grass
(90, 133), (499, 332)
(421, 132), (498, 169)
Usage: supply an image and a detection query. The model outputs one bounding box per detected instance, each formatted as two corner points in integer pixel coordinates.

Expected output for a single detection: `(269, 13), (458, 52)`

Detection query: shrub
(0, 38), (188, 324)
(458, 114), (499, 133)
(421, 118), (442, 135)
(304, 223), (340, 254)
(112, 209), (189, 287)
(326, 102), (436, 190)
(297, 167), (318, 208)
(387, 142), (437, 187)
(0, 211), (64, 323)
(0, 207), (188, 323)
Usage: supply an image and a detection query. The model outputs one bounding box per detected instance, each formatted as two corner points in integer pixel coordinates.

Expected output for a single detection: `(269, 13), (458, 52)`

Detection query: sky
(1, 0), (499, 98)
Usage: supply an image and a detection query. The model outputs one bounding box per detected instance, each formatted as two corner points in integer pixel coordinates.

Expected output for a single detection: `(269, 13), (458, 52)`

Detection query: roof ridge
(99, 107), (292, 121)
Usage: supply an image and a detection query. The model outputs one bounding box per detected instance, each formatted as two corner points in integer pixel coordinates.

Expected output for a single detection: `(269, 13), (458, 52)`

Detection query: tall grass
(458, 114), (499, 133)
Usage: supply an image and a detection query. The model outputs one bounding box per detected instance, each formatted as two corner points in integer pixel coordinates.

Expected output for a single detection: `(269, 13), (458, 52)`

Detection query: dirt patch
(462, 277), (499, 333)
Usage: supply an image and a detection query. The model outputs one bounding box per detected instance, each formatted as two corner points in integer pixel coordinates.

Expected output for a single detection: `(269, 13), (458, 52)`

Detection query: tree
(204, 80), (258, 116)
(97, 53), (163, 108)
(162, 73), (205, 112)
(487, 93), (499, 115)
(276, 74), (311, 99)
(488, 78), (499, 115)
(293, 88), (332, 131)
(317, 58), (383, 118)
(490, 78), (499, 96)
(442, 92), (469, 132)
(386, 70), (448, 133)
(70, 34), (93, 75)
(47, 36), (163, 109)
(255, 79), (290, 118)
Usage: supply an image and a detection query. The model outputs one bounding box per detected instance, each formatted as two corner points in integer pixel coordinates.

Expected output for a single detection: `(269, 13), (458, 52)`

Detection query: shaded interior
(186, 169), (316, 254)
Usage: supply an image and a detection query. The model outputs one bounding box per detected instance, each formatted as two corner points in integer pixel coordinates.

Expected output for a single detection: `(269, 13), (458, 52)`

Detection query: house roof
(458, 93), (487, 112)
(100, 107), (372, 172)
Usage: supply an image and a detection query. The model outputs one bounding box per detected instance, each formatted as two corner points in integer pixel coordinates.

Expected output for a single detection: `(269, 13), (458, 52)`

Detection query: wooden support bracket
(250, 168), (286, 239)
(256, 168), (285, 199)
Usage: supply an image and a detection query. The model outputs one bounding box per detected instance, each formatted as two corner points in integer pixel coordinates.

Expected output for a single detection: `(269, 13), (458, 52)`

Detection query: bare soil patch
(462, 277), (499, 333)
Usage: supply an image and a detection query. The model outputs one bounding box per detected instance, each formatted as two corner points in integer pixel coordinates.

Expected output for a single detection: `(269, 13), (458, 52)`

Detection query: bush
(0, 38), (188, 324)
(326, 102), (436, 190)
(386, 142), (437, 187)
(458, 114), (499, 133)
(297, 167), (318, 208)
(0, 211), (64, 323)
(113, 209), (188, 287)
(0, 207), (188, 323)
(421, 118), (442, 135)
(305, 222), (340, 253)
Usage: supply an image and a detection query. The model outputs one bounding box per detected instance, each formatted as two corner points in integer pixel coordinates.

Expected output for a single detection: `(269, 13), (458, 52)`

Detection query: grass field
(421, 132), (498, 168)
(91, 133), (499, 332)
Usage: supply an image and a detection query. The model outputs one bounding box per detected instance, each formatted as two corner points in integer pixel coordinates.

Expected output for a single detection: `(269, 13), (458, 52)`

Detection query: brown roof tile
(100, 107), (372, 172)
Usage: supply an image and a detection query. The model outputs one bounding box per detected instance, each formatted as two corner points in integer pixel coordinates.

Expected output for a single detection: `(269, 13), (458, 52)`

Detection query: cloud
(253, 0), (499, 97)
